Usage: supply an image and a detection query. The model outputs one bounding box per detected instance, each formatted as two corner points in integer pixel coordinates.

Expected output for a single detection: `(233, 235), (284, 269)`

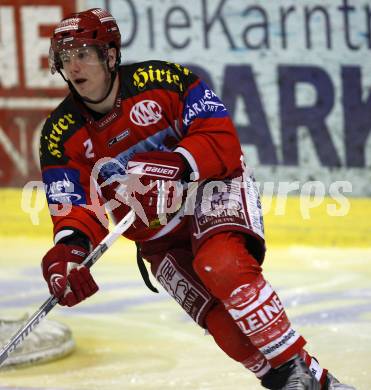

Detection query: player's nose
(67, 56), (82, 74)
(72, 58), (82, 72)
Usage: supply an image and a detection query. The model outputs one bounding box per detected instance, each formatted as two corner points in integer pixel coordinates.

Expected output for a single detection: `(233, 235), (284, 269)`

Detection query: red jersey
(40, 61), (243, 246)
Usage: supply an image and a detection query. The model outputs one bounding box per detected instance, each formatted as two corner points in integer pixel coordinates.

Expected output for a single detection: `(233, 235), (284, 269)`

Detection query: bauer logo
(143, 163), (179, 179)
(43, 168), (86, 205)
(130, 100), (162, 126)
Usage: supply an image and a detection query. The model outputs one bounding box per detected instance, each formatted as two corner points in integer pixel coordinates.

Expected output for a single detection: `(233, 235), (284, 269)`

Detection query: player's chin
(72, 80), (88, 92)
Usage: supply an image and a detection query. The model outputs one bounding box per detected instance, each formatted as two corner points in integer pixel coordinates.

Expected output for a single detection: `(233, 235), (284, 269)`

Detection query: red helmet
(49, 8), (121, 74)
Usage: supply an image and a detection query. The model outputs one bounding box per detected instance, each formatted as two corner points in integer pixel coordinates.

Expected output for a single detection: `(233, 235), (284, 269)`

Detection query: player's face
(59, 46), (114, 101)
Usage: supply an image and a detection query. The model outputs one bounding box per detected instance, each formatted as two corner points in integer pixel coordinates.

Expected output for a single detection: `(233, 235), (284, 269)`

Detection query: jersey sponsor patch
(182, 81), (227, 129)
(132, 62), (192, 92)
(191, 172), (265, 262)
(193, 178), (250, 238)
(43, 113), (76, 159)
(108, 128), (130, 147)
(130, 100), (162, 126)
(155, 253), (214, 326)
(43, 168), (86, 205)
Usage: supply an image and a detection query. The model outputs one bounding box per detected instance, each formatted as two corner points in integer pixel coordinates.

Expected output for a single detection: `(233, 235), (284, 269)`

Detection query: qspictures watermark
(20, 168), (352, 226)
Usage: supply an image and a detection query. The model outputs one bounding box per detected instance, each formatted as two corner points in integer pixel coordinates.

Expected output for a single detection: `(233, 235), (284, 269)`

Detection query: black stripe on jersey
(40, 95), (85, 167)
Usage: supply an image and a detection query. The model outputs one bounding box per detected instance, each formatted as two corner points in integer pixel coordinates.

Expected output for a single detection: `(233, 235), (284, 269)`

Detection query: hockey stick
(0, 209), (136, 367)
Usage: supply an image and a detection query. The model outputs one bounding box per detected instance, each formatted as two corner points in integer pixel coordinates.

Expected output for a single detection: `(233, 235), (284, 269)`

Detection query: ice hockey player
(40, 8), (356, 390)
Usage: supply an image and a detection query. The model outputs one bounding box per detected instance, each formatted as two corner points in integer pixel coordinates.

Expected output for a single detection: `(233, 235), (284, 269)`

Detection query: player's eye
(77, 50), (88, 60)
(78, 48), (94, 61)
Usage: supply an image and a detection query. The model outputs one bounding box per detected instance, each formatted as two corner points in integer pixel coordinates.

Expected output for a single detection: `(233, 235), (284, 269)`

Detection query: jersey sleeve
(40, 108), (108, 247)
(167, 63), (243, 180)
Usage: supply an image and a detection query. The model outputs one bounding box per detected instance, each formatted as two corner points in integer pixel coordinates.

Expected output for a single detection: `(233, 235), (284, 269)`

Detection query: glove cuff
(174, 152), (192, 181)
(54, 228), (90, 250)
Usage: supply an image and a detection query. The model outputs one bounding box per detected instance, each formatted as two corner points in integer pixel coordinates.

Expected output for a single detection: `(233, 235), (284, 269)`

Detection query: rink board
(0, 190), (370, 389)
(1, 188), (370, 246)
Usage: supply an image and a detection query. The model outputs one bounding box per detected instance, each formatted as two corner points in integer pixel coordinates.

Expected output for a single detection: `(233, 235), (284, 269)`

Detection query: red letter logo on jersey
(130, 100), (162, 126)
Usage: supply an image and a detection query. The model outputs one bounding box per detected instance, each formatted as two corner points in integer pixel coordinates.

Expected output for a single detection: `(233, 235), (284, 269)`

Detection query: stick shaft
(0, 210), (135, 367)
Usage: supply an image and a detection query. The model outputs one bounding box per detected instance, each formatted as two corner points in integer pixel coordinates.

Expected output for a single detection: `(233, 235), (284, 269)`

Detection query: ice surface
(0, 238), (369, 390)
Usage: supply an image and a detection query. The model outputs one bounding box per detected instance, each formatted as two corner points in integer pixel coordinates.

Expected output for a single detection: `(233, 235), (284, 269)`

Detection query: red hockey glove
(125, 151), (189, 227)
(41, 244), (98, 307)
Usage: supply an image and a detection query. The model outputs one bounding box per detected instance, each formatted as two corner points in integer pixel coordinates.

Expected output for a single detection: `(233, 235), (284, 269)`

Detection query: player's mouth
(74, 78), (87, 85)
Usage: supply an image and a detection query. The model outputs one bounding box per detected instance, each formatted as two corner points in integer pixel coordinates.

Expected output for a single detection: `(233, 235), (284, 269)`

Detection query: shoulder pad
(122, 60), (198, 96)
(40, 96), (84, 167)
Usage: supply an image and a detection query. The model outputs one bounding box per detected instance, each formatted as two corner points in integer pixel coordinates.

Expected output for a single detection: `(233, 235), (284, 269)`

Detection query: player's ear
(107, 48), (117, 70)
